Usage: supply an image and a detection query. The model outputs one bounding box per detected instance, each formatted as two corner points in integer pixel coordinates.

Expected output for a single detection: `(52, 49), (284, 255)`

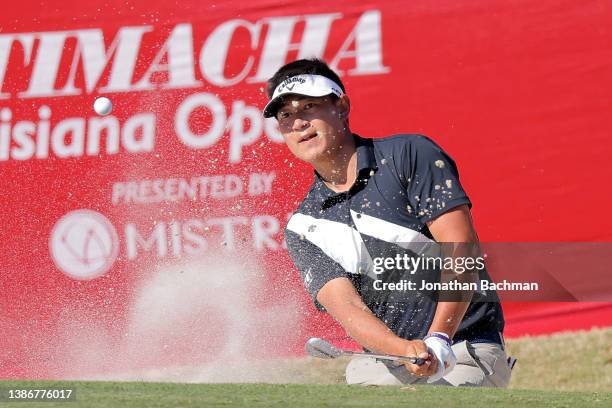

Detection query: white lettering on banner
(0, 10), (387, 97)
(22, 32), (68, 97)
(0, 108), (12, 159)
(0, 97), (275, 162)
(49, 209), (287, 278)
(169, 221), (183, 257)
(252, 216), (280, 250)
(122, 113), (156, 152)
(200, 19), (261, 87)
(87, 116), (120, 155)
(18, 27), (152, 97)
(124, 215), (284, 260)
(329, 10), (390, 75)
(0, 35), (20, 99)
(250, 13), (342, 82)
(36, 106), (51, 158)
(182, 219), (208, 255)
(228, 100), (262, 163)
(11, 120), (35, 160)
(111, 174), (245, 205)
(134, 24), (201, 90)
(175, 93), (226, 149)
(208, 217), (248, 250)
(125, 222), (167, 259)
(174, 93), (278, 162)
(0, 11), (388, 163)
(264, 117), (283, 143)
(248, 172), (275, 196)
(51, 118), (85, 157)
(98, 27), (152, 93)
(0, 107), (155, 161)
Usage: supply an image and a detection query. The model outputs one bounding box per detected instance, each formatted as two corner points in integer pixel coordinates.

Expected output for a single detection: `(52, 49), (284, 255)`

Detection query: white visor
(263, 74), (344, 118)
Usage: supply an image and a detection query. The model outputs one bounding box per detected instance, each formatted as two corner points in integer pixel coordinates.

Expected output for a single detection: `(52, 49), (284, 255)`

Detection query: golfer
(263, 58), (512, 387)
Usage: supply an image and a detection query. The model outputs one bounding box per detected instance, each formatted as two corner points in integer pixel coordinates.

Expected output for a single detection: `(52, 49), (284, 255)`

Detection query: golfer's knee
(345, 357), (406, 385)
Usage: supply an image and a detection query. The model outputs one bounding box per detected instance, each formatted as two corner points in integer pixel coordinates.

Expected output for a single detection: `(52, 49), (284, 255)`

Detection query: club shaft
(342, 350), (424, 365)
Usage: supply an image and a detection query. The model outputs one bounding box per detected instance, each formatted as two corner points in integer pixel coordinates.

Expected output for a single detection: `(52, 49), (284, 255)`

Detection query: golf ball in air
(93, 97), (113, 116)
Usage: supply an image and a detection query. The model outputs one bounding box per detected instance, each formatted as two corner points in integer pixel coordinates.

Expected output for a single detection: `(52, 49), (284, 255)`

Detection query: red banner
(1, 0), (611, 379)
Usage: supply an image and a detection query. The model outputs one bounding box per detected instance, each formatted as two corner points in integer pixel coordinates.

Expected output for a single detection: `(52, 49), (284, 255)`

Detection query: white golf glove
(423, 332), (456, 383)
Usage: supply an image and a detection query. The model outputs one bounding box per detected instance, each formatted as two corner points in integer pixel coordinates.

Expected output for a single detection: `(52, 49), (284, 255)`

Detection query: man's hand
(401, 339), (438, 377)
(423, 334), (456, 383)
(318, 278), (439, 378)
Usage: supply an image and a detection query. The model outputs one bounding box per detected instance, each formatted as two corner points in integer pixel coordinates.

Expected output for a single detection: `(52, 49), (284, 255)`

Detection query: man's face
(275, 95), (349, 164)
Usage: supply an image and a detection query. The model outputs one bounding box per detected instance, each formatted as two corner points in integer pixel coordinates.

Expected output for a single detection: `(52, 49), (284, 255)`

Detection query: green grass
(0, 381), (610, 408)
(1, 328), (610, 407)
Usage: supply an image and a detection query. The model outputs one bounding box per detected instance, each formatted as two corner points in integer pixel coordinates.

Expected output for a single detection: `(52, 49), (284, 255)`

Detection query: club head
(305, 337), (343, 359)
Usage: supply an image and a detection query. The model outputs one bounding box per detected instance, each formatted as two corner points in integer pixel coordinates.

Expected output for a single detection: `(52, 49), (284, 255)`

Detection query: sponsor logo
(0, 10), (388, 99)
(278, 77), (306, 93)
(49, 210), (119, 280)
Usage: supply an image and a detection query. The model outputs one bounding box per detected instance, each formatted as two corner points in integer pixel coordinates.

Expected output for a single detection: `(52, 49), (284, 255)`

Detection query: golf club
(305, 337), (426, 366)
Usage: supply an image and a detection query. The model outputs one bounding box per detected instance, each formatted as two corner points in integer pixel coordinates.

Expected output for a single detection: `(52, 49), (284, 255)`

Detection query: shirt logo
(304, 267), (313, 288)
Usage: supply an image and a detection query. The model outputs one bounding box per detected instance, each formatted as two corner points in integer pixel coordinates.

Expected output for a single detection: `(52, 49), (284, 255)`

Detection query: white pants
(345, 340), (512, 387)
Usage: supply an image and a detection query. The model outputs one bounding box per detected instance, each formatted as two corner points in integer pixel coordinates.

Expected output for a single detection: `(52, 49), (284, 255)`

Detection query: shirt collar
(354, 134), (377, 172)
(312, 134), (377, 192)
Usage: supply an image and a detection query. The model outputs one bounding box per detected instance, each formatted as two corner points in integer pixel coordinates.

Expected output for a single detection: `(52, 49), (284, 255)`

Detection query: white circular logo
(50, 209), (119, 280)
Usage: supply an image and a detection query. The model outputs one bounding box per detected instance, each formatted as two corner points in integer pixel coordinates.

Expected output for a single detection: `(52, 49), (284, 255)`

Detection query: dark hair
(266, 58), (346, 98)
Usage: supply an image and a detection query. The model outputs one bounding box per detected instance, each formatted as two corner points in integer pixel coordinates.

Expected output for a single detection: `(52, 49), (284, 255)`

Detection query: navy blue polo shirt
(285, 134), (504, 343)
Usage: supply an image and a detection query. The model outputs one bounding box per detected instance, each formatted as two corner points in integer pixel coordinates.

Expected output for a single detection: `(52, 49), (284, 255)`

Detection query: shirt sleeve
(405, 135), (472, 223)
(284, 227), (348, 311)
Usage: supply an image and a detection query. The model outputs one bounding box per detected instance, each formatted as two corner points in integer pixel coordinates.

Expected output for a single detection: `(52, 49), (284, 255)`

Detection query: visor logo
(277, 76), (306, 93)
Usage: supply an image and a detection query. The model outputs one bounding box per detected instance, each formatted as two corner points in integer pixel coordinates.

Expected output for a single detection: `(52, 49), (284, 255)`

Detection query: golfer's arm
(428, 299), (471, 339)
(426, 204), (478, 338)
(317, 278), (409, 356)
